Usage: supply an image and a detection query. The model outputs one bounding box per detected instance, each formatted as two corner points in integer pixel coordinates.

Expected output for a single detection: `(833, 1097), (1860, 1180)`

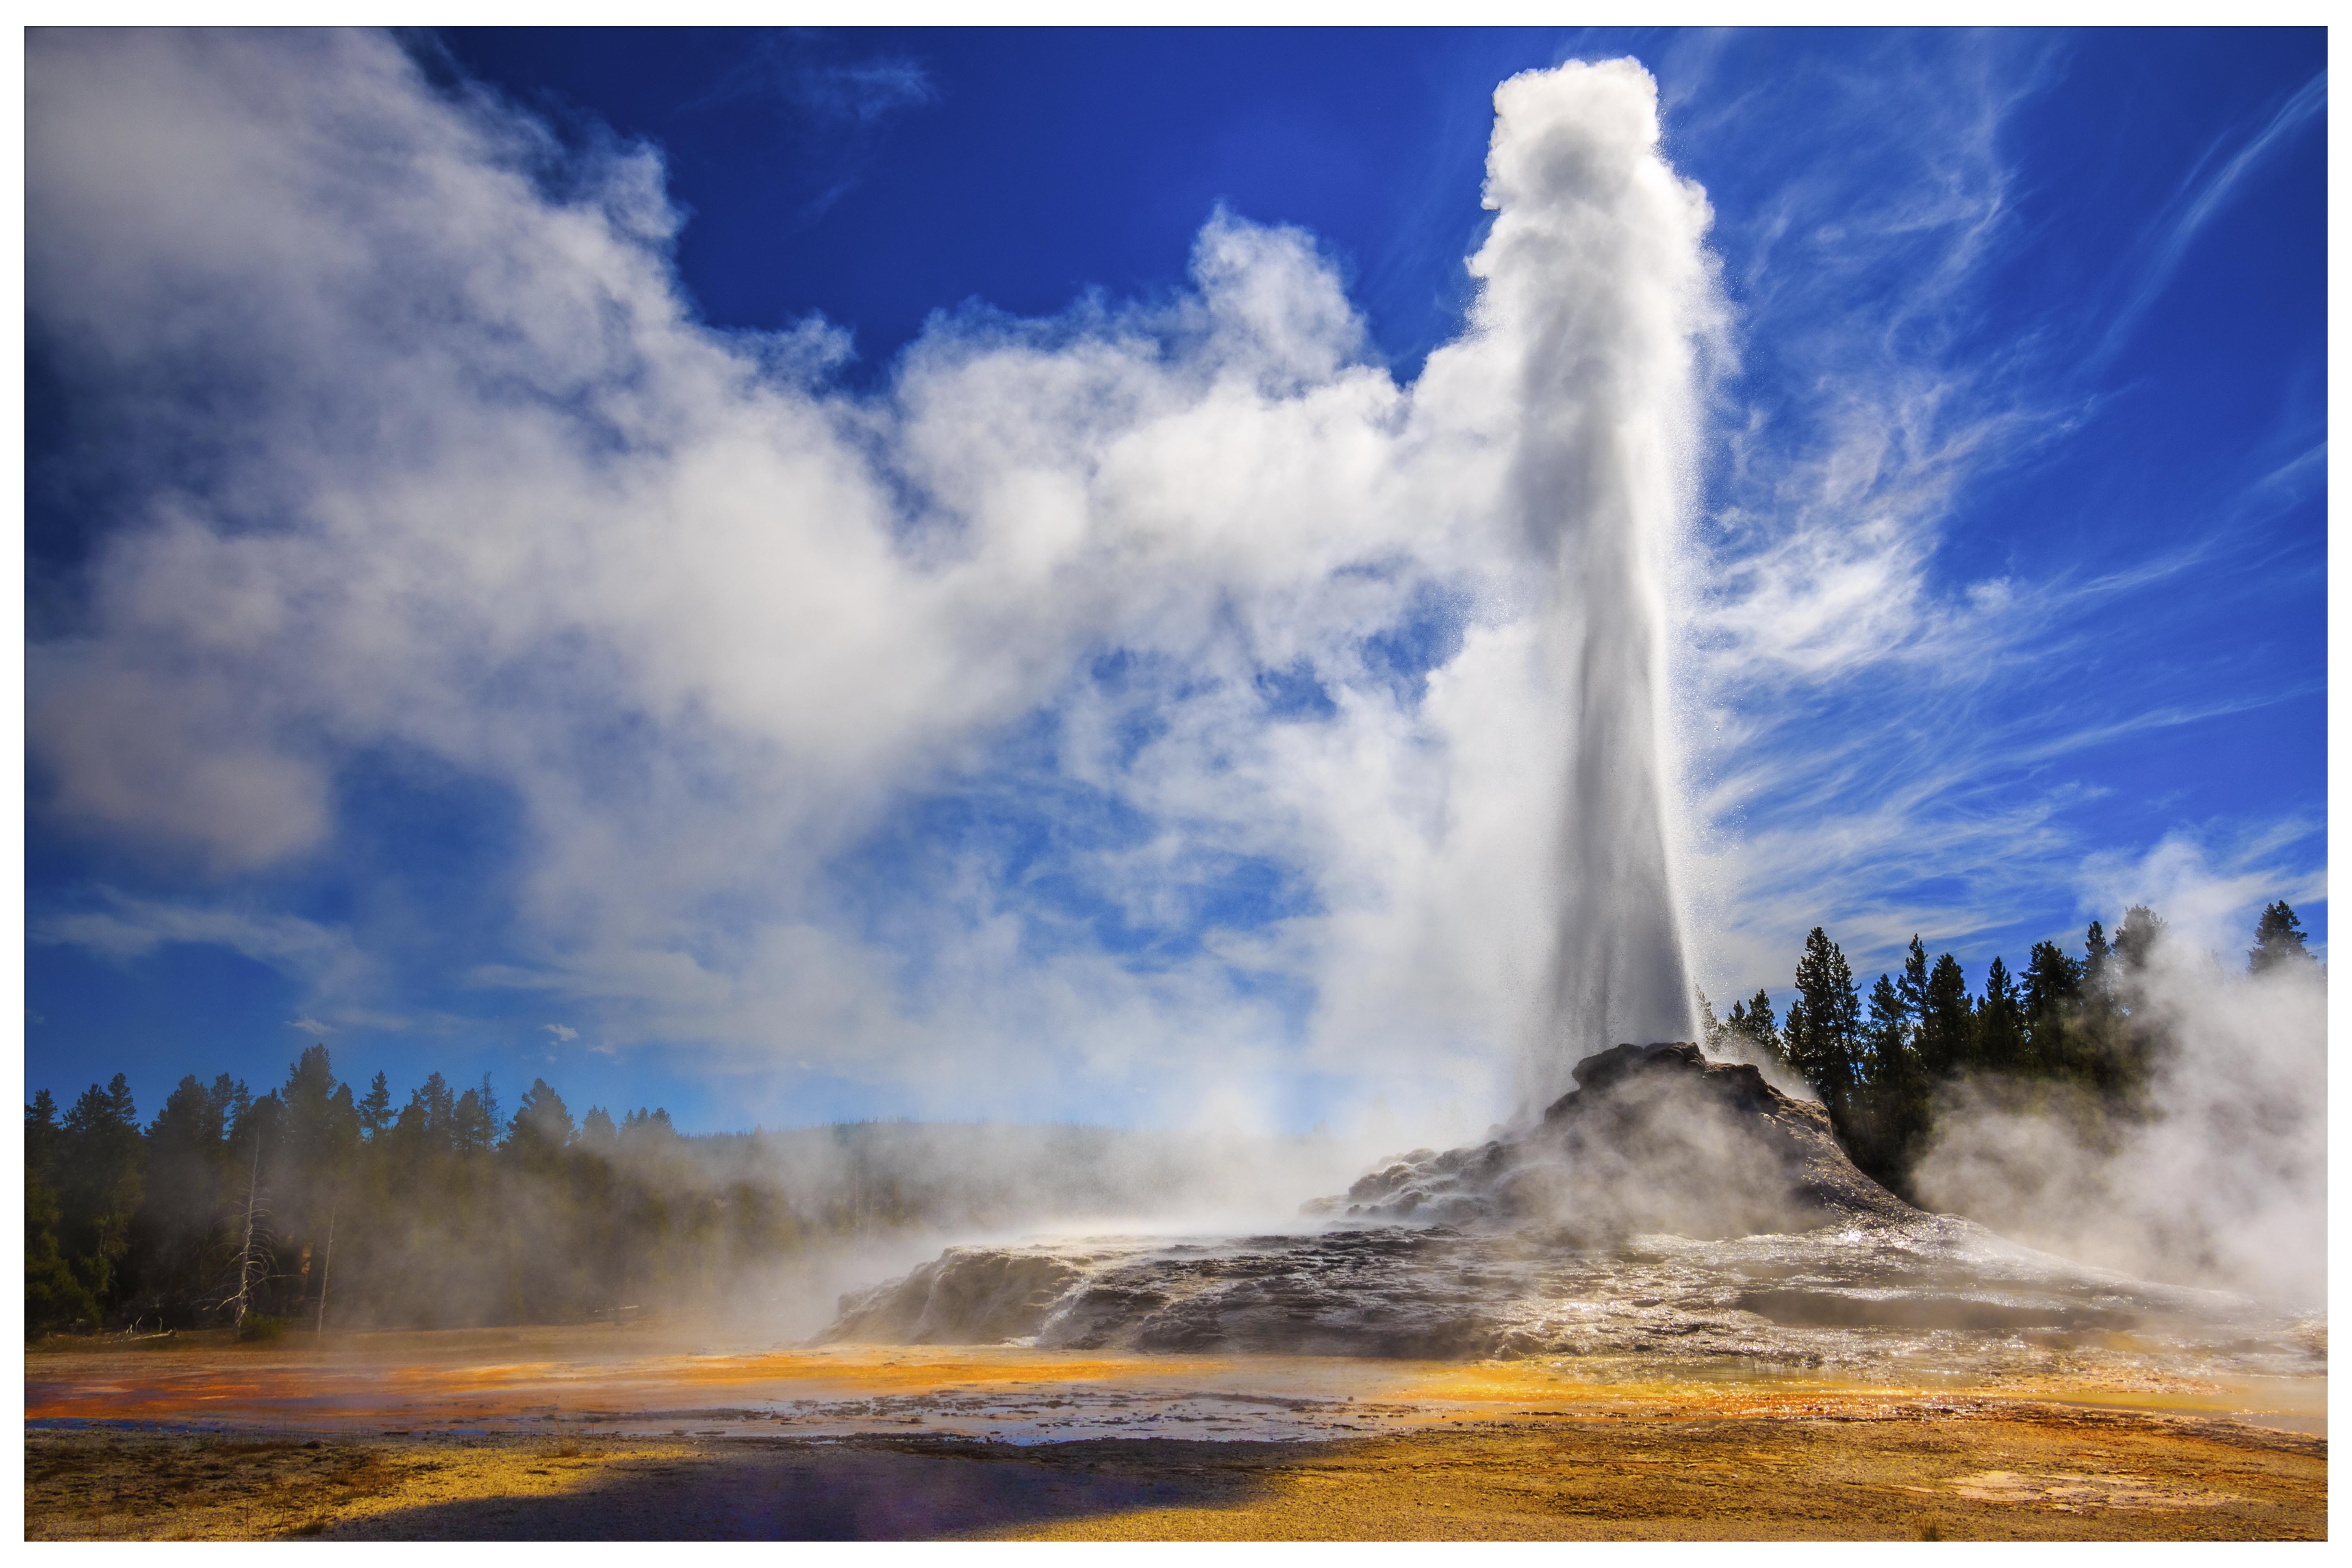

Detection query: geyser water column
(1459, 61), (1713, 1108)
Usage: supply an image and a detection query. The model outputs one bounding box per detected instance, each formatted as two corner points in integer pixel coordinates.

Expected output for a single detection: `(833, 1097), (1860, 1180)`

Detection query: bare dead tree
(315, 1199), (336, 1335)
(230, 1129), (265, 1330)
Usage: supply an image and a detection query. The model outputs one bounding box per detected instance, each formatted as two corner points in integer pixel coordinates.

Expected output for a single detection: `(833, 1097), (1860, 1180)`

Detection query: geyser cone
(1454, 61), (1713, 1108)
(827, 1041), (2309, 1371)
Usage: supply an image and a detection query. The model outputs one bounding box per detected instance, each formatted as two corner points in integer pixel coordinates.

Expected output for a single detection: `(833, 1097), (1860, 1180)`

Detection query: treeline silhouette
(25, 1056), (826, 1338)
(28, 1051), (1192, 1340)
(25, 1047), (1250, 1341)
(1707, 899), (2321, 1197)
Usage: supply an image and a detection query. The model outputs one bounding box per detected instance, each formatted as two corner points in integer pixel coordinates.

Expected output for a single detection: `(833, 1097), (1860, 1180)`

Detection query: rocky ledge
(1316, 1040), (1917, 1239)
(817, 1042), (2299, 1367)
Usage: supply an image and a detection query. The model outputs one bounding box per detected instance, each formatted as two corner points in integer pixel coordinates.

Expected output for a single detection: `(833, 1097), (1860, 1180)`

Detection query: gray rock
(820, 1042), (2311, 1373)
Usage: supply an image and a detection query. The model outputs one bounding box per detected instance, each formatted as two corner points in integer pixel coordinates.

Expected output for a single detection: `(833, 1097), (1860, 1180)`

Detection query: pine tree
(26, 1089), (59, 1175)
(1917, 953), (1973, 1079)
(423, 1072), (454, 1138)
(2070, 920), (2127, 1092)
(135, 1075), (236, 1323)
(2113, 905), (2167, 973)
(1973, 956), (2026, 1074)
(57, 1075), (145, 1313)
(507, 1079), (576, 1160)
(452, 1086), (496, 1156)
(1895, 936), (1930, 1021)
(2248, 900), (2316, 975)
(26, 1091), (99, 1336)
(2106, 905), (2173, 1097)
(1785, 927), (1861, 1109)
(2021, 940), (2084, 1077)
(475, 1075), (502, 1143)
(1719, 988), (1787, 1072)
(357, 1073), (393, 1139)
(2082, 919), (2113, 997)
(578, 1106), (619, 1153)
(1862, 973), (1911, 1087)
(1847, 971), (1929, 1193)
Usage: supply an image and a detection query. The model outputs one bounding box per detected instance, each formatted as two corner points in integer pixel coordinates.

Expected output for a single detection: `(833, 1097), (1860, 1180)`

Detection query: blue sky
(23, 28), (2325, 1138)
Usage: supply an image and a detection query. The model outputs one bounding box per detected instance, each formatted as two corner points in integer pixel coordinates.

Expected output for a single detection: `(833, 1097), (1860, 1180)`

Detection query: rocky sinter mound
(1316, 1040), (1916, 1238)
(821, 1042), (2312, 1371)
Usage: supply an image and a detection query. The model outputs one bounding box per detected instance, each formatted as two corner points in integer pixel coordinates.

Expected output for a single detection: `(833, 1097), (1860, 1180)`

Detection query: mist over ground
(1912, 946), (2327, 1309)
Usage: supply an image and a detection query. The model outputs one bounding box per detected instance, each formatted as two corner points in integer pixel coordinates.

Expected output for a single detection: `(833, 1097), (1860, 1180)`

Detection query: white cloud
(2074, 826), (2327, 967)
(543, 1023), (579, 1042)
(34, 890), (373, 996)
(26, 36), (1718, 1131)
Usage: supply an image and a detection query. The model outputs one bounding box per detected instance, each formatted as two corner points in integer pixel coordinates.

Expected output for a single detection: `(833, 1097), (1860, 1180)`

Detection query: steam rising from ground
(743, 1118), (1415, 1337)
(1911, 947), (2327, 1308)
(28, 34), (1709, 1127)
(822, 1043), (2318, 1373)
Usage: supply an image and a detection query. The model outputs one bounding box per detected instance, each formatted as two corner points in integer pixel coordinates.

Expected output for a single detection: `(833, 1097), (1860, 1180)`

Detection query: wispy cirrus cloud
(2089, 68), (2326, 371)
(680, 36), (940, 223)
(1664, 33), (2323, 997)
(691, 41), (938, 125)
(36, 892), (370, 988)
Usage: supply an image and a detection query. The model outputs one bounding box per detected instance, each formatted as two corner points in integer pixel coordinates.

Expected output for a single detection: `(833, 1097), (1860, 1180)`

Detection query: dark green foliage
(452, 1079), (499, 1156)
(1834, 970), (1930, 1194)
(357, 1072), (393, 1138)
(1766, 897), (2316, 1202)
(2021, 940), (2084, 1078)
(2113, 905), (2167, 973)
(2249, 900), (2316, 975)
(1709, 987), (1789, 1075)
(55, 1075), (145, 1311)
(1894, 937), (1929, 1023)
(26, 1090), (101, 1335)
(21, 1040), (824, 1337)
(1971, 956), (2026, 1075)
(1784, 928), (1861, 1112)
(1915, 953), (1973, 1079)
(508, 1078), (575, 1158)
(578, 1105), (619, 1153)
(26, 892), (2323, 1336)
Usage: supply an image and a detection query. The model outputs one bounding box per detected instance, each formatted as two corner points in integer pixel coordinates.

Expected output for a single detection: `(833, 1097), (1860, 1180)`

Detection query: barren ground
(23, 1328), (2325, 1540)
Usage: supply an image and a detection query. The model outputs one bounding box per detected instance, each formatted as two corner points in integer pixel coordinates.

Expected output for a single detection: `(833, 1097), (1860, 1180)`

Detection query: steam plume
(1444, 63), (1715, 1105)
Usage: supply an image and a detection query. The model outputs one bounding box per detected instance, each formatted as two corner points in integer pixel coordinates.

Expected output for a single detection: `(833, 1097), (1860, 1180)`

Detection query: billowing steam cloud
(28, 34), (1713, 1129)
(1911, 936), (2328, 1310)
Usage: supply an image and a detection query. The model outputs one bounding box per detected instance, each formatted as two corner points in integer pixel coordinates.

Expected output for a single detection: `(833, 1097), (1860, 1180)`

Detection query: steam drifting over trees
(26, 896), (2324, 1337)
(1705, 899), (2322, 1205)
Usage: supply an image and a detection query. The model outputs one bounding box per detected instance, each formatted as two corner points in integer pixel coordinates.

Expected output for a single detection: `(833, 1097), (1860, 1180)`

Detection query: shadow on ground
(324, 1438), (1268, 1540)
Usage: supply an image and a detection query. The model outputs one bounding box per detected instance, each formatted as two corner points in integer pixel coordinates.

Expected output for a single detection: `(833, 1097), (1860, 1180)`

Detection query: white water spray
(1433, 62), (1715, 1108)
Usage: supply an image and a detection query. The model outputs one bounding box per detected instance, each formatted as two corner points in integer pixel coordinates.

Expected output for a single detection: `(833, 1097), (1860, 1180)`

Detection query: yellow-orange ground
(23, 1329), (2326, 1540)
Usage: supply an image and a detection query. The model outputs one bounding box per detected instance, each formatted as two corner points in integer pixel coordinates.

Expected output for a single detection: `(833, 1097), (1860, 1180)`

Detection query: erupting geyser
(1465, 63), (1711, 1109)
(818, 63), (2319, 1383)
